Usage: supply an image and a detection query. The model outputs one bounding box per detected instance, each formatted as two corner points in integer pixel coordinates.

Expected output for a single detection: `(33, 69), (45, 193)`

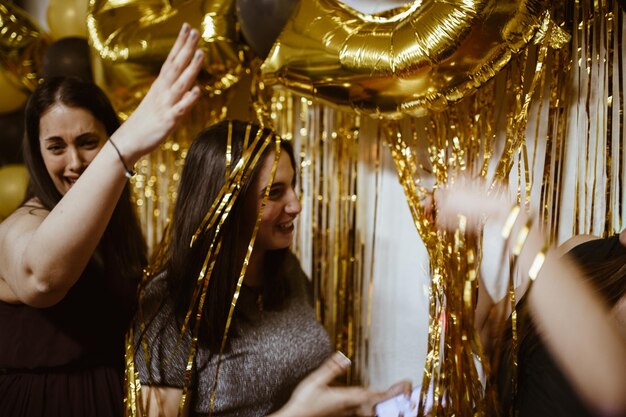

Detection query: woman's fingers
(163, 23), (191, 69)
(354, 380), (412, 415)
(172, 86), (201, 117)
(165, 23), (190, 63)
(171, 49), (204, 98)
(304, 352), (351, 387)
(160, 27), (200, 87)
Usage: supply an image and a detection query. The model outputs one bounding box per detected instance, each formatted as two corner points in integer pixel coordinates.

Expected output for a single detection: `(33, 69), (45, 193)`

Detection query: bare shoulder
(0, 199), (48, 236)
(557, 234), (600, 256)
(0, 200), (49, 267)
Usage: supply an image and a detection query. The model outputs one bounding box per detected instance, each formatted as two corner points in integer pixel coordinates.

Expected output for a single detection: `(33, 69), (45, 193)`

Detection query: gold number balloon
(87, 0), (247, 116)
(0, 1), (50, 94)
(261, 0), (549, 118)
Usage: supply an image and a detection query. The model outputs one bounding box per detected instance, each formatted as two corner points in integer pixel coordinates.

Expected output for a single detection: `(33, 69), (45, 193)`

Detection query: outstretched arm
(0, 24), (204, 307)
(434, 180), (626, 415)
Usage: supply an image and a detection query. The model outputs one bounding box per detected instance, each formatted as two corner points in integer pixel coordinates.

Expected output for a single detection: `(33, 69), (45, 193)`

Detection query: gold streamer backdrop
(259, 1), (623, 414)
(0, 0), (607, 414)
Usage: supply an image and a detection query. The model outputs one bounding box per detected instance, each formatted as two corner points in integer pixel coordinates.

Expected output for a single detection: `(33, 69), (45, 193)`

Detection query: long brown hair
(22, 77), (147, 303)
(156, 120), (296, 353)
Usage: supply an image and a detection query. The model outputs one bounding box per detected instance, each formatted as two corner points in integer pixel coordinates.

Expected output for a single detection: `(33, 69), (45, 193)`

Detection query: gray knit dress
(134, 255), (332, 417)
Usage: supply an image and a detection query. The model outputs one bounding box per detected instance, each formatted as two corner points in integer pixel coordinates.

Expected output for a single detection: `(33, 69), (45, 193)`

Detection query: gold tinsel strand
(120, 1), (625, 415)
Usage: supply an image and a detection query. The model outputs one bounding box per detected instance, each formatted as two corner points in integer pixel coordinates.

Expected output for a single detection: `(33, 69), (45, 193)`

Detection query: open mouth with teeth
(64, 177), (79, 189)
(276, 221), (294, 232)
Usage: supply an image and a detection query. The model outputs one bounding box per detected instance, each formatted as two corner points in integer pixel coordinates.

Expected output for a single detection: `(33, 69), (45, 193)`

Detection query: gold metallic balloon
(261, 0), (550, 118)
(88, 0), (247, 116)
(47, 0), (89, 39)
(0, 69), (28, 113)
(0, 1), (50, 93)
(0, 164), (29, 220)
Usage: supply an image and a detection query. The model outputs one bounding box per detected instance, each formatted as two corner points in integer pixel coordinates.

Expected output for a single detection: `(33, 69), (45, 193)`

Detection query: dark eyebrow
(43, 132), (100, 143)
(43, 136), (64, 143)
(260, 181), (287, 195)
(75, 132), (101, 142)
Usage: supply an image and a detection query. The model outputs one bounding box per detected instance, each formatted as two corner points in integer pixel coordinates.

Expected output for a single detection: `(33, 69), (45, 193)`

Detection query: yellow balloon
(0, 1), (50, 93)
(0, 164), (29, 220)
(0, 70), (28, 114)
(88, 0), (248, 116)
(261, 0), (555, 118)
(47, 0), (89, 39)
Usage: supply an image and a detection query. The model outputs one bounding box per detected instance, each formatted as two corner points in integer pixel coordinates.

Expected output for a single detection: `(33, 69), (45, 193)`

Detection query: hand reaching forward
(272, 352), (412, 417)
(111, 23), (204, 163)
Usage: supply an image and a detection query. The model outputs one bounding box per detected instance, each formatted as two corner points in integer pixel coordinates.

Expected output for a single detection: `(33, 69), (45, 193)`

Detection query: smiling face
(247, 149), (301, 253)
(39, 104), (108, 195)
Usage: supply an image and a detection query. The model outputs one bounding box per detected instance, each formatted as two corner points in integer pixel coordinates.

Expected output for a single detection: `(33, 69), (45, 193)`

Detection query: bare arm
(556, 234), (598, 256)
(0, 24), (203, 307)
(435, 181), (626, 414)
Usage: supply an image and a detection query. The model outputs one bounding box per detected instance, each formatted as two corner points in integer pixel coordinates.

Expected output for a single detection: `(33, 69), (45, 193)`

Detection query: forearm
(18, 144), (129, 304)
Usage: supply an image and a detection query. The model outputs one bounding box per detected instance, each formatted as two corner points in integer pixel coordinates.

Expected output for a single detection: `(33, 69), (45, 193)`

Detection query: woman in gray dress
(135, 120), (409, 417)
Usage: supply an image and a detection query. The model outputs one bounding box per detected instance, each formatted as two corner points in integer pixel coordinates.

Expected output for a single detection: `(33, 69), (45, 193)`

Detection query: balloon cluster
(0, 0), (92, 219)
(260, 0), (551, 118)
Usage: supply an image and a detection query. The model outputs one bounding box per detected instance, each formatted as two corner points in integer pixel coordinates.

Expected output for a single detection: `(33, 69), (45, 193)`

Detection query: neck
(244, 249), (265, 288)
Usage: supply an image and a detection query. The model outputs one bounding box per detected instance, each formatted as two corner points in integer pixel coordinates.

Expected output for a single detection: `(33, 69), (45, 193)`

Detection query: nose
(67, 148), (86, 172)
(284, 188), (302, 215)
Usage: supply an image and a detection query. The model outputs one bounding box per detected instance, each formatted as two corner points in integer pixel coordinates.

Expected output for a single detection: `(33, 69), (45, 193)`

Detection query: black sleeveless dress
(0, 259), (136, 417)
(499, 234), (626, 416)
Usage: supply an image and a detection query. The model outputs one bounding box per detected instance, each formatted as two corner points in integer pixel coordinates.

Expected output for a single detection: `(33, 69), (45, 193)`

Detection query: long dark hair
(22, 77), (147, 301)
(158, 120), (295, 353)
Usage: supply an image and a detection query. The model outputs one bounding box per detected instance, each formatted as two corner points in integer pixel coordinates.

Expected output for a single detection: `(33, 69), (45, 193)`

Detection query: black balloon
(0, 108), (25, 165)
(236, 0), (300, 59)
(42, 37), (93, 82)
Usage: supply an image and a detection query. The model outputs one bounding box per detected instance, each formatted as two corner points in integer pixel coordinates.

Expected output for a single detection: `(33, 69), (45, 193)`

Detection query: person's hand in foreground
(271, 352), (412, 417)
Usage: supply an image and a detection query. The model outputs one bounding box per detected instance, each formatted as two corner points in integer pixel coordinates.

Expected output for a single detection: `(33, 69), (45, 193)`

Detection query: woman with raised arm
(0, 24), (204, 416)
(135, 120), (410, 417)
(432, 180), (626, 416)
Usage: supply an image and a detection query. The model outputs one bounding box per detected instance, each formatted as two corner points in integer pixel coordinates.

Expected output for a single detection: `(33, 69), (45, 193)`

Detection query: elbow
(21, 271), (70, 308)
(581, 375), (626, 417)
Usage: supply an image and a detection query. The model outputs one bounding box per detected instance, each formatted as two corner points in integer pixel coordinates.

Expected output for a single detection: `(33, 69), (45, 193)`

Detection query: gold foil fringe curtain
(266, 90), (364, 382)
(101, 0), (623, 414)
(119, 2), (624, 416)
(250, 1), (624, 414)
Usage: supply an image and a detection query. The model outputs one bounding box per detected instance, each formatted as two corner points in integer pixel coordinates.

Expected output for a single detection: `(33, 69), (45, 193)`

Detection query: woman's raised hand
(112, 23), (204, 162)
(430, 179), (511, 234)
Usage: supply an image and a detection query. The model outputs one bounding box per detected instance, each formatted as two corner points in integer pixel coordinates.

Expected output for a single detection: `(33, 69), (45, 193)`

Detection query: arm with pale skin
(139, 353), (411, 417)
(433, 180), (626, 415)
(0, 24), (204, 308)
